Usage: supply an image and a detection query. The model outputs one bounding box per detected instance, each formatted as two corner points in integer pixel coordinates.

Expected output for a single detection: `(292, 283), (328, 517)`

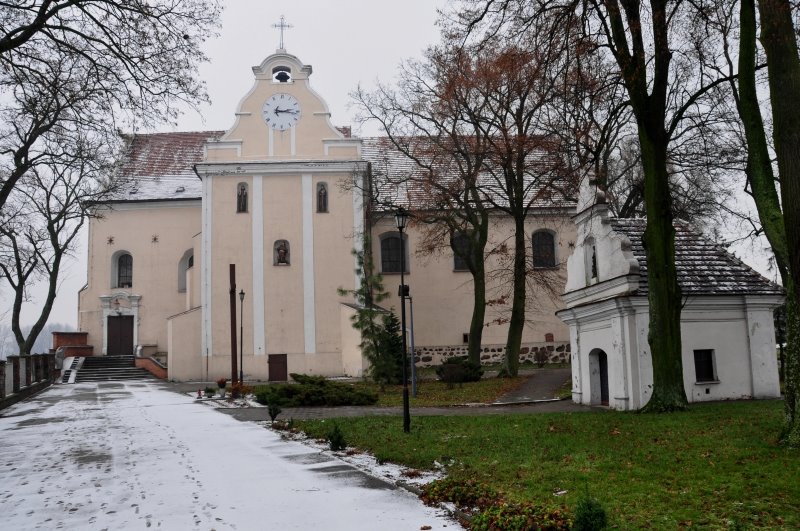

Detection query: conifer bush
(573, 495), (608, 530)
(328, 423), (347, 451)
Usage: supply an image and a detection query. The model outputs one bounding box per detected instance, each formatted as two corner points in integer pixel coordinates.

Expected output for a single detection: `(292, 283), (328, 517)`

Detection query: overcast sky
(7, 0), (448, 329)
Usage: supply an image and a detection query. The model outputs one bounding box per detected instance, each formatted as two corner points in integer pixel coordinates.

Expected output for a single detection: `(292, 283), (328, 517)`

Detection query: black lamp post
(395, 207), (411, 433)
(239, 289), (245, 385)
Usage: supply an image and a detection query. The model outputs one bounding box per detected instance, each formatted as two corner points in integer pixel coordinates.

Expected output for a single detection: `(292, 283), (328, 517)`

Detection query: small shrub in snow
(328, 424), (347, 451)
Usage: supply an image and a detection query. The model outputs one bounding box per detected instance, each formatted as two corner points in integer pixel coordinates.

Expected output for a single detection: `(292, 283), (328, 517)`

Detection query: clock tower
(193, 49), (365, 381)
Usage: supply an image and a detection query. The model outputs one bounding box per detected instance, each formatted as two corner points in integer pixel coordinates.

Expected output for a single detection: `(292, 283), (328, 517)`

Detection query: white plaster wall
(567, 297), (780, 411)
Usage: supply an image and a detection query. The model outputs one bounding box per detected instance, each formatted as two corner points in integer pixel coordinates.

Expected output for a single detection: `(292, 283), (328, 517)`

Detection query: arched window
(236, 182), (248, 213)
(274, 240), (290, 265)
(178, 249), (194, 293)
(317, 182), (328, 213)
(117, 253), (133, 288)
(379, 232), (408, 273)
(451, 232), (471, 271)
(532, 230), (556, 268)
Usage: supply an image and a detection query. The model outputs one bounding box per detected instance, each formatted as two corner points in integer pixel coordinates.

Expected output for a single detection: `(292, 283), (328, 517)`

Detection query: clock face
(262, 93), (301, 131)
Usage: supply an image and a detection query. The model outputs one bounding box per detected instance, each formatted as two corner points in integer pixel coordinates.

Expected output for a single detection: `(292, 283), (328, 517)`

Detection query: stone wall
(413, 342), (571, 367)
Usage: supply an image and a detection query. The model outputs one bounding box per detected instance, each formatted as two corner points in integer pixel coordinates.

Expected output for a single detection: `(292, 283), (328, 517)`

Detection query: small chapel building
(558, 182), (783, 410)
(77, 48), (575, 381)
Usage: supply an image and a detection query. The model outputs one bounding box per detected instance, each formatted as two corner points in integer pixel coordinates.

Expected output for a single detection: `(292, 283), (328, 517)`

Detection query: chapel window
(317, 183), (328, 213)
(532, 230), (556, 268)
(117, 253), (133, 288)
(693, 349), (717, 383)
(451, 232), (471, 271)
(236, 183), (248, 213)
(380, 233), (408, 273)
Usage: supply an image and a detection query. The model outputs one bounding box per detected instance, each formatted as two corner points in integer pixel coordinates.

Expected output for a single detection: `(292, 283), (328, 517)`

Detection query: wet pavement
(0, 381), (455, 530)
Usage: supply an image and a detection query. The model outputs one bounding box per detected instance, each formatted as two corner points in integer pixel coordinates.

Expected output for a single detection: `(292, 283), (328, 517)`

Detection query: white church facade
(77, 49), (575, 382)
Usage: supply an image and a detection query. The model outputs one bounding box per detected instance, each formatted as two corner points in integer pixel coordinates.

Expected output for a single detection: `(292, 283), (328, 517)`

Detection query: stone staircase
(66, 356), (153, 383)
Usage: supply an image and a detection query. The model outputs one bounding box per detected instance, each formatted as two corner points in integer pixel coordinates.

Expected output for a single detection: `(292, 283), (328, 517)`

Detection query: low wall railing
(0, 353), (57, 411)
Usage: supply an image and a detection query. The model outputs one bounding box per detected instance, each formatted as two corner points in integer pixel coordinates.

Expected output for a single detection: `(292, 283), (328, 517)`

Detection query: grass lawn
(296, 400), (798, 528)
(354, 376), (530, 407)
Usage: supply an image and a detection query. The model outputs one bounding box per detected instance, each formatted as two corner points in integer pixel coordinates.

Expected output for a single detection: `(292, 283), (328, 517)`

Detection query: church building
(559, 182), (783, 409)
(77, 47), (575, 382)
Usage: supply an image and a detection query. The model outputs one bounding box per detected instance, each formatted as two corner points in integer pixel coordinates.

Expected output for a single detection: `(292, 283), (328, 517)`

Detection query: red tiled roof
(120, 131), (224, 179)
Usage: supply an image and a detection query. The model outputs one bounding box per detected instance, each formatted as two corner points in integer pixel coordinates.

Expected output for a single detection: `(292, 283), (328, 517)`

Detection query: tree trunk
(783, 282), (800, 445)
(467, 217), (489, 364)
(738, 0), (789, 279)
(759, 0), (800, 445)
(468, 256), (487, 365)
(503, 216), (527, 377)
(639, 124), (688, 412)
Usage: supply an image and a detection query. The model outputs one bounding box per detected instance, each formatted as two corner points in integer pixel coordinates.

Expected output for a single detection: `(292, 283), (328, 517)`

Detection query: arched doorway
(588, 348), (609, 406)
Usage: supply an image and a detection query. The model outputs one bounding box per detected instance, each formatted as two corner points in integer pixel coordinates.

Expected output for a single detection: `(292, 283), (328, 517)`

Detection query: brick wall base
(413, 341), (570, 367)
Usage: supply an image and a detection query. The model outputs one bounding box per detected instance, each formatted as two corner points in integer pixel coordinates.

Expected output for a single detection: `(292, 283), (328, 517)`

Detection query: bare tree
(0, 0), (221, 209)
(0, 133), (122, 355)
(0, 0), (221, 354)
(356, 23), (583, 375)
(353, 43), (495, 365)
(456, 0), (745, 410)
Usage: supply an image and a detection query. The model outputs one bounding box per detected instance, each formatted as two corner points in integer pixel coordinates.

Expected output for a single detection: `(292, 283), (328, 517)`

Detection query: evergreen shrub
(328, 423), (347, 451)
(254, 374), (378, 407)
(435, 356), (483, 385)
(573, 496), (608, 530)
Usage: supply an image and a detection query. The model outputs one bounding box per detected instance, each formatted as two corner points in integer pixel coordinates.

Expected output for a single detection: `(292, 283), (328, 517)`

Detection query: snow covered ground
(0, 381), (457, 530)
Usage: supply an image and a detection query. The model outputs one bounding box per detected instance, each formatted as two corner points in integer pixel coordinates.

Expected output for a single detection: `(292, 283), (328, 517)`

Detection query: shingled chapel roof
(609, 217), (783, 297)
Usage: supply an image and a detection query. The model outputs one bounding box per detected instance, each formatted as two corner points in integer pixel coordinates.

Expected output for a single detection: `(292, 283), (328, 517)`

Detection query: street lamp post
(395, 207), (411, 433)
(239, 289), (245, 385)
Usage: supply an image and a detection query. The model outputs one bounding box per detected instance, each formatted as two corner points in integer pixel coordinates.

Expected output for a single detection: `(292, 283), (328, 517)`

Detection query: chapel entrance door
(599, 351), (609, 406)
(107, 316), (134, 355)
(268, 354), (287, 381)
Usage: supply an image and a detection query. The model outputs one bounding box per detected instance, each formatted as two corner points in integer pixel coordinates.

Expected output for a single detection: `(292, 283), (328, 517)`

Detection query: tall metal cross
(272, 15), (292, 50)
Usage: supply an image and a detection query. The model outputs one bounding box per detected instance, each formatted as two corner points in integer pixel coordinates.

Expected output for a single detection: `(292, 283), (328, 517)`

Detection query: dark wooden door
(268, 354), (287, 381)
(107, 316), (134, 355)
(599, 352), (609, 406)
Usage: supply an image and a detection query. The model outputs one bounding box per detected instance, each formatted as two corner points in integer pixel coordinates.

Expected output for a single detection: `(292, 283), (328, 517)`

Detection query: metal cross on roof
(272, 15), (292, 50)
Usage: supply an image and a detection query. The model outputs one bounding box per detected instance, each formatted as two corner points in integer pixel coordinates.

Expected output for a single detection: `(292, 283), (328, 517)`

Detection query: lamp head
(394, 207), (409, 230)
(239, 289), (245, 302)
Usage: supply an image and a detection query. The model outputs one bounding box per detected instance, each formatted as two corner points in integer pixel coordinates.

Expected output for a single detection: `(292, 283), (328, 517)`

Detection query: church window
(317, 183), (328, 213)
(693, 349), (717, 383)
(532, 230), (556, 268)
(236, 183), (248, 213)
(116, 253), (133, 288)
(178, 249), (194, 293)
(274, 240), (290, 265)
(380, 232), (408, 273)
(272, 66), (292, 83)
(451, 232), (471, 271)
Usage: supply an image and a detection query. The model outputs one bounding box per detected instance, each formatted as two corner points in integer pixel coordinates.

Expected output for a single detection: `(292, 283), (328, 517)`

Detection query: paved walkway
(0, 381), (455, 530)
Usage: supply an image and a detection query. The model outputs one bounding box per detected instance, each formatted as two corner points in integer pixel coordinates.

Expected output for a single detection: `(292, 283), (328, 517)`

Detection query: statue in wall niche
(237, 184), (248, 213)
(276, 242), (289, 265)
